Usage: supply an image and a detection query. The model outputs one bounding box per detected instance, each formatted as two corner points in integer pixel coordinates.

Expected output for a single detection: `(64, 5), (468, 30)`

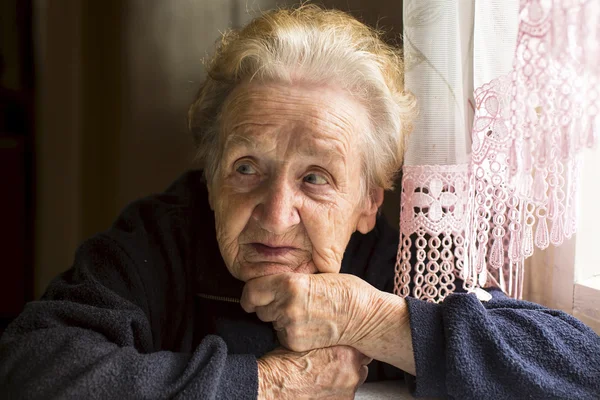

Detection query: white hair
(188, 4), (417, 191)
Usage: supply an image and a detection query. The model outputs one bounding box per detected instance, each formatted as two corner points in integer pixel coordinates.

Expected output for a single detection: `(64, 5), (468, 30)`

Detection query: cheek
(212, 190), (256, 265)
(302, 200), (357, 273)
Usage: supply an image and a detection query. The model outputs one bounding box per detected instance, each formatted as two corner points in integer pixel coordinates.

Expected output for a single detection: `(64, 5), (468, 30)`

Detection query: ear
(356, 187), (384, 234)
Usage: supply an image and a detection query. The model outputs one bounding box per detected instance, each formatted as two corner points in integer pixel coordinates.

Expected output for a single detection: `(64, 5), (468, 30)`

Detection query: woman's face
(208, 82), (383, 282)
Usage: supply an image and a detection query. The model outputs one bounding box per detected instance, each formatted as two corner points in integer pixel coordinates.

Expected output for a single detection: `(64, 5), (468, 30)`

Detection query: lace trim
(395, 165), (469, 302)
(396, 0), (599, 302)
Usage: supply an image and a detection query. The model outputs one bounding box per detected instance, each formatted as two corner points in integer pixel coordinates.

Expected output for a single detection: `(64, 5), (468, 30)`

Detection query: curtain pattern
(396, 0), (600, 302)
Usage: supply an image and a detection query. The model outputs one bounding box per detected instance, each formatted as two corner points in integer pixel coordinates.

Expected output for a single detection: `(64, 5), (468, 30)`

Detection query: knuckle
(276, 328), (298, 351)
(286, 273), (307, 296)
(285, 332), (307, 353)
(290, 342), (308, 353)
(334, 346), (353, 361)
(336, 347), (365, 369)
(240, 298), (252, 313)
(255, 308), (267, 321)
(241, 287), (255, 308)
(286, 275), (300, 295)
(286, 338), (302, 352)
(275, 331), (289, 347)
(284, 304), (303, 321)
(286, 335), (313, 353)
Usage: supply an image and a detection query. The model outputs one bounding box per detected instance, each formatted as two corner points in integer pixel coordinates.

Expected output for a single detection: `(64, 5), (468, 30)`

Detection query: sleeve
(0, 234), (258, 400)
(403, 289), (600, 399)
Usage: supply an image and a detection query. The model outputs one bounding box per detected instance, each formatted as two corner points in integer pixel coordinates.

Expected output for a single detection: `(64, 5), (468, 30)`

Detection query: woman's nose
(252, 179), (300, 235)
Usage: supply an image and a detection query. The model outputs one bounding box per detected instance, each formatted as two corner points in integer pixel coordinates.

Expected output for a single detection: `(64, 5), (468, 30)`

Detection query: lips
(250, 243), (298, 257)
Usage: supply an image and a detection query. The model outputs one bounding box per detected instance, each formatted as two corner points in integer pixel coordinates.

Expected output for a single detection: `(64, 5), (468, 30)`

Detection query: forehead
(219, 82), (369, 155)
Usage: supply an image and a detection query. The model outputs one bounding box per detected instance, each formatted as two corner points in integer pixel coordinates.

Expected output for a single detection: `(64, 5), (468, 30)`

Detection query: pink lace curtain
(395, 0), (600, 303)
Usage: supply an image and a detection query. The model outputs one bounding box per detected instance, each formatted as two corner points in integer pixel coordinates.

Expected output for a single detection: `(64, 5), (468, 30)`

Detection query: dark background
(0, 0), (404, 333)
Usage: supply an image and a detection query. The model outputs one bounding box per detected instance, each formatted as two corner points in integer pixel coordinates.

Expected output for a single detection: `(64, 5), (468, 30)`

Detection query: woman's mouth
(250, 243), (297, 258)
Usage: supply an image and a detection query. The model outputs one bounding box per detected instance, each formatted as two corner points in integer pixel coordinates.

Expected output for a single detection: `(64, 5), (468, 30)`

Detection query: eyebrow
(224, 133), (259, 151)
(224, 133), (346, 163)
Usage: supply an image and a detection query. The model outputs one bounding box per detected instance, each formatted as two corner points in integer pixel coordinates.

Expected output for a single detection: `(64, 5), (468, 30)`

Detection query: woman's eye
(236, 163), (257, 175)
(303, 173), (328, 185)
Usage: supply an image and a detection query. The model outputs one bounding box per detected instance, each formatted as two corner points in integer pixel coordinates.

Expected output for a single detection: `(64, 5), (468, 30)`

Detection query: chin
(236, 262), (315, 281)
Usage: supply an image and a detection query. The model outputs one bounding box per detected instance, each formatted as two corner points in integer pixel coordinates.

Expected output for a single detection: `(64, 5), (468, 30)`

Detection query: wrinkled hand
(257, 346), (371, 400)
(241, 272), (378, 352)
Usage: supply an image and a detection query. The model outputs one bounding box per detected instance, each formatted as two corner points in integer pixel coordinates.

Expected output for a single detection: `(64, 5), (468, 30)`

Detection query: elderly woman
(1, 5), (599, 400)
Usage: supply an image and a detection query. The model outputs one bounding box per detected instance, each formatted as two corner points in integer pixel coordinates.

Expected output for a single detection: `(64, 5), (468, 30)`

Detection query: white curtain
(396, 0), (600, 302)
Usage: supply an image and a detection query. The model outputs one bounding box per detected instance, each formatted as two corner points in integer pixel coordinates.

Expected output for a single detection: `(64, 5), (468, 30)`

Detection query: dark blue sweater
(0, 171), (599, 399)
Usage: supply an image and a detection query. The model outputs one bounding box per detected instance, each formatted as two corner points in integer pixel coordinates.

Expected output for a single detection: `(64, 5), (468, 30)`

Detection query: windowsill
(573, 276), (600, 334)
(577, 275), (600, 290)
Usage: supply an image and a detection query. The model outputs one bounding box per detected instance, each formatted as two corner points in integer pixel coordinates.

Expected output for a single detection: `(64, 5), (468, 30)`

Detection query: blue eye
(236, 163), (257, 175)
(304, 173), (328, 185)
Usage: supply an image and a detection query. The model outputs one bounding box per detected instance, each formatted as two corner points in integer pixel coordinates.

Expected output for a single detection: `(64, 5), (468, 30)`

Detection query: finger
(240, 275), (281, 312)
(358, 365), (369, 387)
(346, 348), (371, 367)
(255, 303), (280, 323)
(272, 317), (285, 332)
(275, 326), (292, 350)
(360, 354), (373, 366)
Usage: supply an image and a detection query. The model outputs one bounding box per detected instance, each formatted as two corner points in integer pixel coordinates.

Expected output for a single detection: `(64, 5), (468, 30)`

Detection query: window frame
(572, 146), (600, 333)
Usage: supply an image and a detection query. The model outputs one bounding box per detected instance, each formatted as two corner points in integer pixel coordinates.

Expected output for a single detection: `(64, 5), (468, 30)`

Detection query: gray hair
(188, 4), (417, 191)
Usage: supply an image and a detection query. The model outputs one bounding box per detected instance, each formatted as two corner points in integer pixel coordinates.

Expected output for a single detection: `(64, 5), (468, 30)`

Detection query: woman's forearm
(352, 290), (416, 376)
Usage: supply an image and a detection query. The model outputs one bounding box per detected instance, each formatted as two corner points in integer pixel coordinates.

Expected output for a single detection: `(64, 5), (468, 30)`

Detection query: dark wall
(0, 0), (34, 327)
(32, 0), (281, 297)
(32, 0), (404, 297)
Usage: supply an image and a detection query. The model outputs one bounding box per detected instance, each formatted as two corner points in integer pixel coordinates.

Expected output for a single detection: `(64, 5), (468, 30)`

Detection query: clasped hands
(241, 272), (399, 399)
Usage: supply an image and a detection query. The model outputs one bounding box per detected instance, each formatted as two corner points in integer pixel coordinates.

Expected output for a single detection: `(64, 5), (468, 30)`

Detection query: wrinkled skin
(258, 346), (372, 400)
(208, 81), (387, 398)
(208, 82), (383, 282)
(242, 270), (416, 381)
(241, 272), (381, 352)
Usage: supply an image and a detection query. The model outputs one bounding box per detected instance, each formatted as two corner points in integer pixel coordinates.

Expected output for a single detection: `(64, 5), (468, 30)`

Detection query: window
(573, 145), (600, 333)
(524, 145), (600, 334)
